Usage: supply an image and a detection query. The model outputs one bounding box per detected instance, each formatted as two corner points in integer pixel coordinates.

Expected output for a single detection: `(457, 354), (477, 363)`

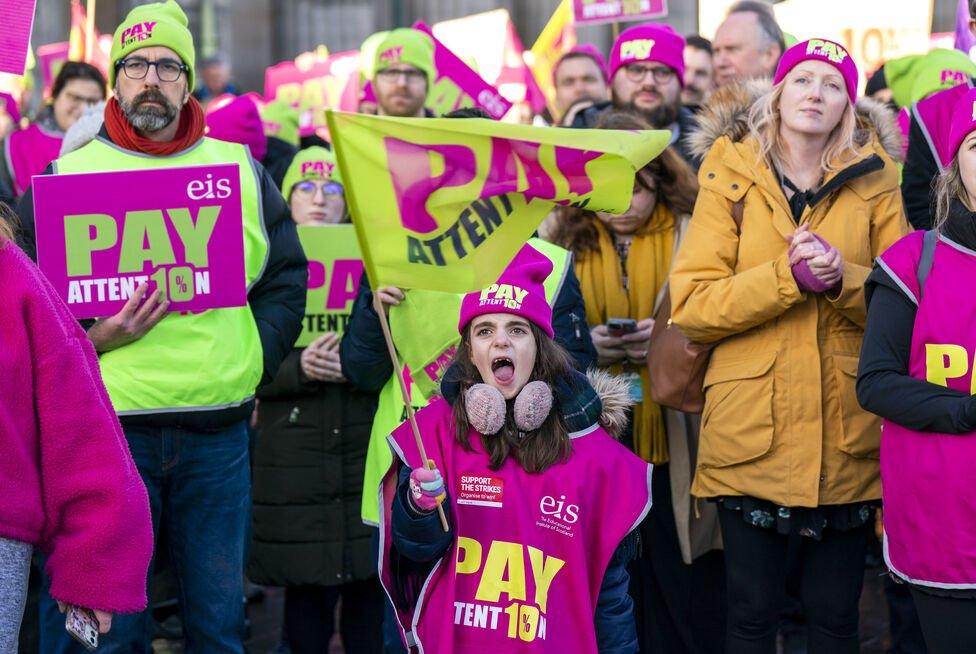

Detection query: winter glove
(408, 460), (446, 514)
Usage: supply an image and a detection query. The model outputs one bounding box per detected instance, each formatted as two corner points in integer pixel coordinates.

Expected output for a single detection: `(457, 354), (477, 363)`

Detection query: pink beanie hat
(205, 94), (268, 162)
(554, 44), (608, 83)
(774, 39), (859, 104)
(947, 86), (976, 159)
(458, 245), (554, 338)
(608, 23), (686, 87)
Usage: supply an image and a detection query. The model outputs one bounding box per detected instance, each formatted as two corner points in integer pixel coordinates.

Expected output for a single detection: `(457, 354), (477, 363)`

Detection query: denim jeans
(39, 421), (251, 653)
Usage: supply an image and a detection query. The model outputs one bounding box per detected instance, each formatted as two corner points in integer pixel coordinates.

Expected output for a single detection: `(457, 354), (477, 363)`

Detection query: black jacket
(248, 350), (378, 586)
(569, 100), (701, 170)
(340, 269), (597, 394)
(15, 128), (308, 431)
(262, 135), (298, 189)
(900, 113), (939, 230)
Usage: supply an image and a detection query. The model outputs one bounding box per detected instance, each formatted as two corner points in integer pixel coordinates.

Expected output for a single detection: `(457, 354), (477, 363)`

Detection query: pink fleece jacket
(0, 241), (152, 613)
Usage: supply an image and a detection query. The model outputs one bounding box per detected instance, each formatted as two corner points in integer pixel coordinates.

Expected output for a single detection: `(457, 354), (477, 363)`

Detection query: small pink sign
(33, 164), (248, 319)
(572, 0), (668, 25)
(0, 0), (36, 75)
(414, 21), (512, 119)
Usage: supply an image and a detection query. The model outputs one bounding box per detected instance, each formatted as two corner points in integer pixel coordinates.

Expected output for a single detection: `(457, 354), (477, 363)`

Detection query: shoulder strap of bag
(652, 199), (745, 316)
(916, 229), (938, 299)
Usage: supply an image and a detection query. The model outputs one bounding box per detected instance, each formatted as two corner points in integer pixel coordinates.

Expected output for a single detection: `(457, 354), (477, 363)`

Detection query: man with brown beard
(569, 24), (699, 169)
(372, 28), (435, 119)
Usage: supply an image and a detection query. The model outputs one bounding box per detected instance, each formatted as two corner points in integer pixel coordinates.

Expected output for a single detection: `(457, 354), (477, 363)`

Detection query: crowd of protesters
(2, 0), (976, 653)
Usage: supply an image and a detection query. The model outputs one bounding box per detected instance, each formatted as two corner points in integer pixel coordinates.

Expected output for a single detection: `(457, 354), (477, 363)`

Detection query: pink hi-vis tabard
(4, 123), (62, 196)
(876, 231), (976, 589)
(380, 398), (652, 652)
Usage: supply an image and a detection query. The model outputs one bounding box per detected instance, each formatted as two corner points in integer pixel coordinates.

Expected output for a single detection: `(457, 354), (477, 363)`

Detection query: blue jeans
(39, 422), (251, 653)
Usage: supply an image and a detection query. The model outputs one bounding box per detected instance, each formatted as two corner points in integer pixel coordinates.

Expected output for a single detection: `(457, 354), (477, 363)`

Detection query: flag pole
(84, 0), (96, 62)
(373, 293), (450, 532)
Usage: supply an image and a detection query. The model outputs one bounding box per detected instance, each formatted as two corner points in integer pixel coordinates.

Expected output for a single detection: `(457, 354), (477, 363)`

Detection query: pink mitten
(465, 383), (507, 435)
(791, 233), (834, 293)
(408, 462), (446, 513)
(513, 381), (553, 432)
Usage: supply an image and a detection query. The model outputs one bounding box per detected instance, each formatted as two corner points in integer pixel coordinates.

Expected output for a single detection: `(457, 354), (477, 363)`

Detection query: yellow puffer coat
(670, 81), (909, 507)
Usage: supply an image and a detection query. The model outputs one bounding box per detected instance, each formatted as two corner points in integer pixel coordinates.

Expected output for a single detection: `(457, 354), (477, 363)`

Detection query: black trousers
(628, 463), (727, 653)
(910, 587), (976, 654)
(284, 579), (385, 654)
(718, 506), (871, 654)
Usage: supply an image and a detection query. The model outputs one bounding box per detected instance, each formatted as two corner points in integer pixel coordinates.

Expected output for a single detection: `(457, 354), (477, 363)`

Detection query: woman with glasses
(248, 147), (383, 653)
(0, 61), (106, 203)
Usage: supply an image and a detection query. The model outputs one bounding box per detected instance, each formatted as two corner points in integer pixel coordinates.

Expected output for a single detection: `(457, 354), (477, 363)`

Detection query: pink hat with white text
(773, 39), (859, 104)
(608, 23), (685, 87)
(458, 245), (554, 338)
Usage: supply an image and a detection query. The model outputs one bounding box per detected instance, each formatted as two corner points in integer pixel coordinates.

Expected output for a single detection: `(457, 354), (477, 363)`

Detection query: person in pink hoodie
(0, 205), (153, 651)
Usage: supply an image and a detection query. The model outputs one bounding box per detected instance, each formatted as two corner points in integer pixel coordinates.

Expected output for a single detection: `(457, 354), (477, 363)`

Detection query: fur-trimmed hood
(585, 368), (633, 438)
(687, 78), (904, 163)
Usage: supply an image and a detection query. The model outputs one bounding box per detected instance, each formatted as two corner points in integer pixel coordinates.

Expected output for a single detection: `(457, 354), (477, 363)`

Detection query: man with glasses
(571, 24), (700, 168)
(372, 28), (436, 119)
(16, 2), (307, 651)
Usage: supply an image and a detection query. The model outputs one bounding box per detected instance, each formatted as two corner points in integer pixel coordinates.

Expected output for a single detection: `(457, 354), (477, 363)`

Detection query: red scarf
(104, 96), (206, 156)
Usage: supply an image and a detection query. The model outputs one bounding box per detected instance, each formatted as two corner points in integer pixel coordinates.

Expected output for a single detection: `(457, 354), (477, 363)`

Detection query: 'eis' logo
(539, 495), (579, 524)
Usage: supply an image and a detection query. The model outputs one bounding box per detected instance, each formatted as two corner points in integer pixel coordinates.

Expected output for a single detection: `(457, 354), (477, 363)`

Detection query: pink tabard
(876, 231), (976, 589)
(380, 398), (652, 653)
(4, 122), (63, 196)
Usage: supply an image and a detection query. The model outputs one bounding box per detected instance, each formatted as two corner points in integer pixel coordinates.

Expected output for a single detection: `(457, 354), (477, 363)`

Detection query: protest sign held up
(33, 164), (247, 319)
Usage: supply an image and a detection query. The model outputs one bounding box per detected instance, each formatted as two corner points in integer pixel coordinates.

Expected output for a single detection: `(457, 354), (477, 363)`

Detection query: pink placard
(0, 0), (36, 75)
(33, 164), (248, 319)
(572, 0), (668, 25)
(263, 50), (361, 137)
(413, 21), (512, 119)
(36, 41), (69, 97)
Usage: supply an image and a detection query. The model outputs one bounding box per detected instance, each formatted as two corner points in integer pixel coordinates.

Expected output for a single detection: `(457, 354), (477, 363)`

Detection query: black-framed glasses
(623, 63), (676, 84)
(116, 57), (187, 82)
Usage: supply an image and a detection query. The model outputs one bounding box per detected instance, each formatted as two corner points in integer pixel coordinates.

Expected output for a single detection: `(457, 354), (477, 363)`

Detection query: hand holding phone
(65, 605), (99, 651)
(607, 318), (638, 337)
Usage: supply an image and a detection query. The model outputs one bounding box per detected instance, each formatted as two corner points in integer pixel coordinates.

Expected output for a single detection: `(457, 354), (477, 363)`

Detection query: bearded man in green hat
(16, 2), (307, 651)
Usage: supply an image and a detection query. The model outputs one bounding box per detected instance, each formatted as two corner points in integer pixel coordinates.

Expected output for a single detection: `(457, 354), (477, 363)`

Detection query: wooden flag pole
(373, 293), (450, 532)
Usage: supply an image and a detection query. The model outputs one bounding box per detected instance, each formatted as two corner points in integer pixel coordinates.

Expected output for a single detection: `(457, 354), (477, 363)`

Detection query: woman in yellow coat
(669, 40), (907, 653)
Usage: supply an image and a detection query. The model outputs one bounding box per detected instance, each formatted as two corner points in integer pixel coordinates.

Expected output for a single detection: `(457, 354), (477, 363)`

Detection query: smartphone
(607, 318), (638, 337)
(65, 606), (99, 651)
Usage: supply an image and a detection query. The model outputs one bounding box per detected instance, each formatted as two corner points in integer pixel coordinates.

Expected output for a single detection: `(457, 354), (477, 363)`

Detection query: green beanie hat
(110, 0), (196, 90)
(281, 147), (342, 201)
(908, 49), (976, 106)
(883, 55), (922, 108)
(372, 28), (436, 91)
(782, 32), (799, 49)
(359, 30), (390, 83)
(260, 100), (300, 147)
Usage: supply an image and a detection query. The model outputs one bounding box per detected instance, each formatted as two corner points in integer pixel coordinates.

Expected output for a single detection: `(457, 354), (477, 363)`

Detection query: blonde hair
(933, 157), (967, 232)
(747, 81), (859, 175)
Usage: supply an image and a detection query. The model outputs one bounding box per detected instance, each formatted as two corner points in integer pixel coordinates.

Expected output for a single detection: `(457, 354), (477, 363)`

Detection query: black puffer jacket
(248, 349), (379, 586)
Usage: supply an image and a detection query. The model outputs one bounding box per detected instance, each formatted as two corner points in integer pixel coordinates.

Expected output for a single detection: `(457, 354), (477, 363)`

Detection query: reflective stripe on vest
(54, 136), (270, 414)
(360, 238), (573, 525)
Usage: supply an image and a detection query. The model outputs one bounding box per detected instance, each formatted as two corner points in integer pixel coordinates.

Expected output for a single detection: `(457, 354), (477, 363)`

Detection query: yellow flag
(327, 110), (669, 294)
(528, 0), (576, 116)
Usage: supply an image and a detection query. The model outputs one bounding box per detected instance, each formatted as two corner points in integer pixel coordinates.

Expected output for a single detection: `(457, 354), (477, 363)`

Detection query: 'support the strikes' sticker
(457, 474), (504, 508)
